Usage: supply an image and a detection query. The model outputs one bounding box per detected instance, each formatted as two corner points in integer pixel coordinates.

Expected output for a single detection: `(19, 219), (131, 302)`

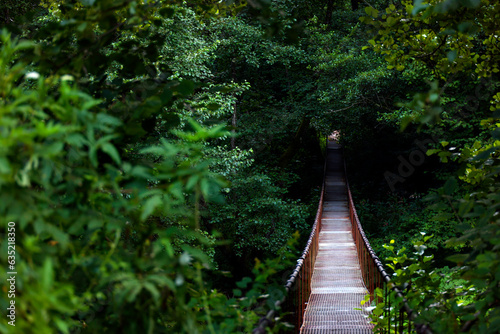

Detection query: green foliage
(0, 0), (41, 25)
(15, 0), (500, 331)
(367, 231), (500, 333)
(0, 0), (347, 332)
(0, 0), (320, 331)
(357, 194), (459, 264)
(208, 171), (309, 260)
(0, 27), (235, 333)
(357, 0), (500, 331)
(366, 235), (461, 333)
(361, 0), (500, 77)
(360, 0), (500, 126)
(206, 145), (254, 178)
(423, 140), (500, 332)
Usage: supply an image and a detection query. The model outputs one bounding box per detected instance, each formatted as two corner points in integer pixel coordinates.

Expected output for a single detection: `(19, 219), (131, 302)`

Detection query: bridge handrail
(343, 149), (432, 334)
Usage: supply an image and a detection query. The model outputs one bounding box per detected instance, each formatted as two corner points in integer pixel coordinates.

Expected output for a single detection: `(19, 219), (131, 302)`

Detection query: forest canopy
(0, 0), (499, 333)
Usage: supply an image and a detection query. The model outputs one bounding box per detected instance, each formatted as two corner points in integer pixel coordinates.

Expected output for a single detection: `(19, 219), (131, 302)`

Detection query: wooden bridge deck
(300, 141), (373, 333)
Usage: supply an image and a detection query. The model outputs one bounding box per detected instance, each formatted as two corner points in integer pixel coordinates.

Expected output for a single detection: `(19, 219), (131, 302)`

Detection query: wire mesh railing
(344, 154), (432, 334)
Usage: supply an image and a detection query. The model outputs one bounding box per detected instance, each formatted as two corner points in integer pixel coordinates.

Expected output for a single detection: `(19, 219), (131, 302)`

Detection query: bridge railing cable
(343, 152), (432, 334)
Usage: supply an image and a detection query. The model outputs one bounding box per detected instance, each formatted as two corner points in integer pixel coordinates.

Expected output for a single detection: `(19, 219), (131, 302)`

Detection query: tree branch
(327, 102), (360, 113)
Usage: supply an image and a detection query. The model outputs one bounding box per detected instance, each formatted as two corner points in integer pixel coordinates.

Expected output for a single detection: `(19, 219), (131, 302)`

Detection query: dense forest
(0, 0), (498, 333)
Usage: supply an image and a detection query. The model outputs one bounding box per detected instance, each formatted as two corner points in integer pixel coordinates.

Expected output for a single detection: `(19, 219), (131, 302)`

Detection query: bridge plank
(300, 143), (373, 334)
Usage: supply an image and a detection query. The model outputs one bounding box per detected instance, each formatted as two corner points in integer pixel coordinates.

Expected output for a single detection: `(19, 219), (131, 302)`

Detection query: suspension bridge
(299, 140), (371, 333)
(253, 140), (431, 334)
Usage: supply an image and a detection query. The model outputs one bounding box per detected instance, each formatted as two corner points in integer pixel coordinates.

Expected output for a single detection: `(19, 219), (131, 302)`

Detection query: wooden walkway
(300, 141), (373, 333)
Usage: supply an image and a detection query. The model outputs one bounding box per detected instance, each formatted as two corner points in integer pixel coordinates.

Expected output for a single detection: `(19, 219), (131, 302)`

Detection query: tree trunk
(231, 59), (237, 149)
(324, 0), (334, 25)
(231, 99), (237, 149)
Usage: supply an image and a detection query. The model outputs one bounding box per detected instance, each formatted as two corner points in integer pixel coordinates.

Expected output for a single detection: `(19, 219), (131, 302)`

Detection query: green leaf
(15, 40), (35, 51)
(373, 307), (384, 316)
(46, 224), (70, 247)
(412, 0), (429, 16)
(125, 284), (142, 303)
(41, 258), (54, 290)
(457, 22), (476, 33)
(40, 142), (64, 156)
(66, 133), (87, 147)
(0, 157), (12, 174)
(81, 0), (96, 6)
(181, 245), (211, 265)
(140, 146), (165, 156)
(54, 318), (70, 334)
(200, 178), (210, 198)
(186, 174), (200, 190)
(141, 195), (163, 221)
(148, 275), (176, 291)
(446, 254), (469, 263)
(425, 148), (441, 156)
(423, 255), (433, 263)
(143, 282), (161, 304)
(89, 145), (98, 167)
(473, 147), (497, 160)
(443, 177), (458, 195)
(447, 50), (457, 62)
(236, 277), (252, 289)
(101, 142), (121, 165)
